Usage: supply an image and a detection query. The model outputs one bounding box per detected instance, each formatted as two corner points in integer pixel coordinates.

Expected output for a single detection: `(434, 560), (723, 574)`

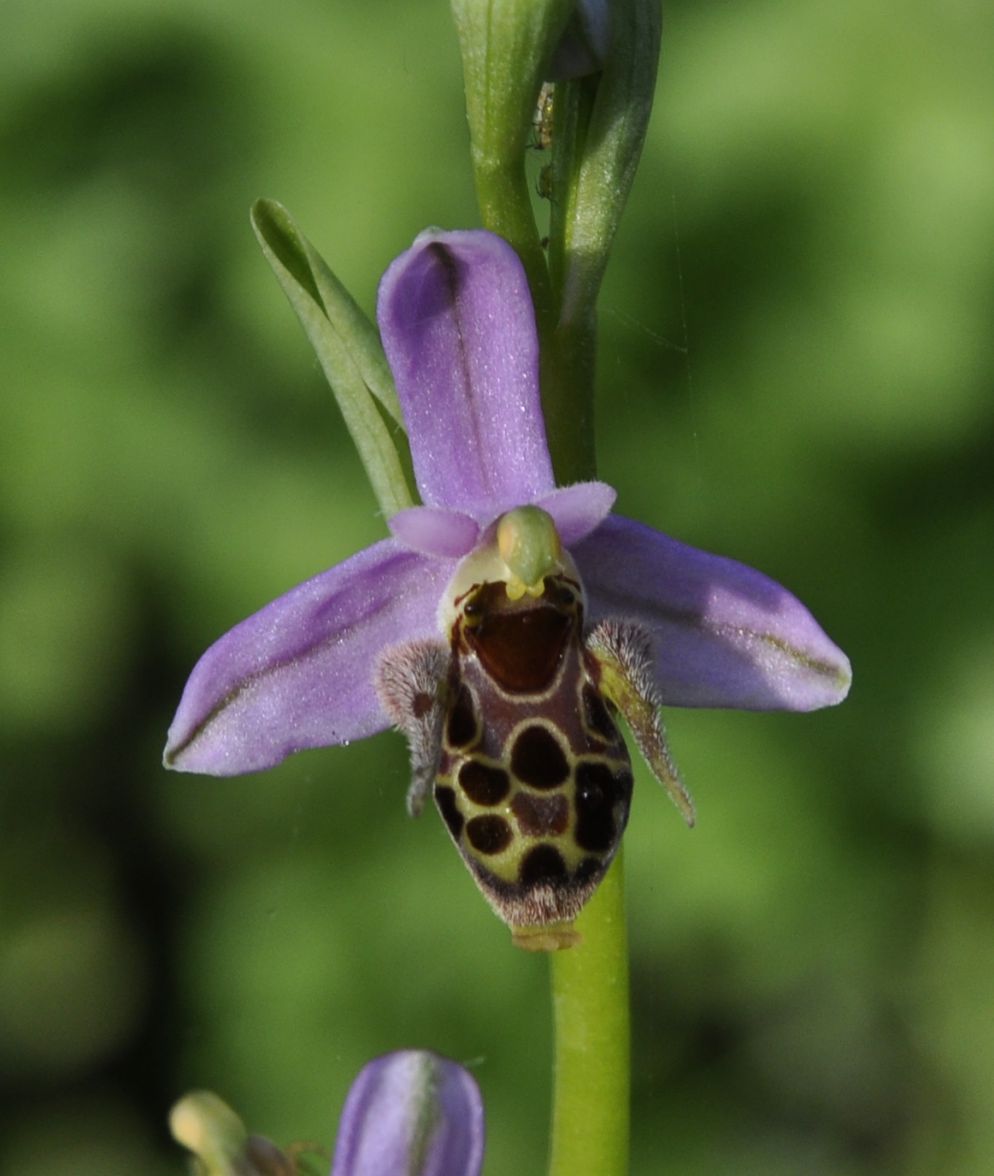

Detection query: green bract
(548, 0), (662, 324)
(251, 199), (413, 518)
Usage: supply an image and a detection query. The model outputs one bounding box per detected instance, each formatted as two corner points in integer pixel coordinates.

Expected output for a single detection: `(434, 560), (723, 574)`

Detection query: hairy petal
(164, 541), (455, 775)
(586, 618), (696, 826)
(576, 516), (852, 711)
(388, 506), (480, 558)
(375, 640), (449, 818)
(536, 481), (616, 545)
(378, 229), (555, 517)
(331, 1051), (484, 1176)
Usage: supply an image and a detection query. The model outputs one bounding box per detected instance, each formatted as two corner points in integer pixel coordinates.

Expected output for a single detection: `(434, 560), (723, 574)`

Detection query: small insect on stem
(536, 164), (554, 202)
(531, 83), (556, 215)
(531, 81), (555, 153)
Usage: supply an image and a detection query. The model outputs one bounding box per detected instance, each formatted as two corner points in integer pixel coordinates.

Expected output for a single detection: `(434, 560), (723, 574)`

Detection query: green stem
(547, 849), (630, 1176)
(539, 314), (597, 486)
(472, 159), (554, 334)
(539, 107), (626, 1172)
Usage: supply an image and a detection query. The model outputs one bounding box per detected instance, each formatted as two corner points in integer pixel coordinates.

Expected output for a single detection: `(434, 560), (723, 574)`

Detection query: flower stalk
(548, 849), (630, 1176)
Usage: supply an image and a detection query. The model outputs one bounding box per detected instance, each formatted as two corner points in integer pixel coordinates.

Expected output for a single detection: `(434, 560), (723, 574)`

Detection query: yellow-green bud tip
(497, 506), (562, 599)
(169, 1091), (247, 1168)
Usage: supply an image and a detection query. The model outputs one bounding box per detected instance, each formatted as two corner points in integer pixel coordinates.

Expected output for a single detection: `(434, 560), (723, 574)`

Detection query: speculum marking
(574, 761), (628, 851)
(519, 843), (567, 885)
(458, 759), (511, 806)
(510, 724), (570, 790)
(466, 814), (513, 855)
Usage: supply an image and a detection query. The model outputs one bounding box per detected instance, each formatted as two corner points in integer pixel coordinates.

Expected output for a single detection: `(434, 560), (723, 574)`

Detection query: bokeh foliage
(2, 0), (992, 1172)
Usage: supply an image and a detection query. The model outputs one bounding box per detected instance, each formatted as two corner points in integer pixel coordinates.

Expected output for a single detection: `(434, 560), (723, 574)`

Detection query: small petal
(536, 481), (616, 546)
(331, 1051), (484, 1176)
(388, 506), (480, 558)
(378, 229), (555, 518)
(164, 541), (455, 775)
(576, 516), (851, 711)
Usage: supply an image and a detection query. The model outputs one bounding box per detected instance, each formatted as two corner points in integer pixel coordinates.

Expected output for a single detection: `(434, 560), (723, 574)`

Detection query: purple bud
(331, 1051), (484, 1176)
(549, 0), (611, 79)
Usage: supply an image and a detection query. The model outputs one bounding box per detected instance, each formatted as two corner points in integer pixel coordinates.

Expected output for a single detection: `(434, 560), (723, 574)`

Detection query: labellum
(377, 507), (694, 950)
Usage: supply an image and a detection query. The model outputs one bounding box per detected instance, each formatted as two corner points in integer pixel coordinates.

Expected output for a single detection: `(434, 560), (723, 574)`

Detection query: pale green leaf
(251, 199), (413, 518)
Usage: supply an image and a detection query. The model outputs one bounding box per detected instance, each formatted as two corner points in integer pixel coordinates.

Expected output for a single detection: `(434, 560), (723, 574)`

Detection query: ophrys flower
(164, 229), (850, 947)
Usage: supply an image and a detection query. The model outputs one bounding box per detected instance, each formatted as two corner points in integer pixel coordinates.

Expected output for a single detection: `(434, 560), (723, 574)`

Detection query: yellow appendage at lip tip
(513, 921), (582, 952)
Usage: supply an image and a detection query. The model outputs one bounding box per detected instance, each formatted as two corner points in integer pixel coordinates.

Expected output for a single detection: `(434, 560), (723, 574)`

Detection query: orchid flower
(164, 228), (850, 946)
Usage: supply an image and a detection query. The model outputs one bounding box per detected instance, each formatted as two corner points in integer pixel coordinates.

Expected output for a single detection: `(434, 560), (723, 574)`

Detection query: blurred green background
(2, 0), (992, 1172)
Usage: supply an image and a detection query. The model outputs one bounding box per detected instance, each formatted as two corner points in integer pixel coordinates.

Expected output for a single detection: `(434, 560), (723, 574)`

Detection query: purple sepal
(576, 516), (851, 711)
(331, 1051), (484, 1176)
(378, 229), (554, 520)
(388, 506), (480, 558)
(164, 541), (456, 775)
